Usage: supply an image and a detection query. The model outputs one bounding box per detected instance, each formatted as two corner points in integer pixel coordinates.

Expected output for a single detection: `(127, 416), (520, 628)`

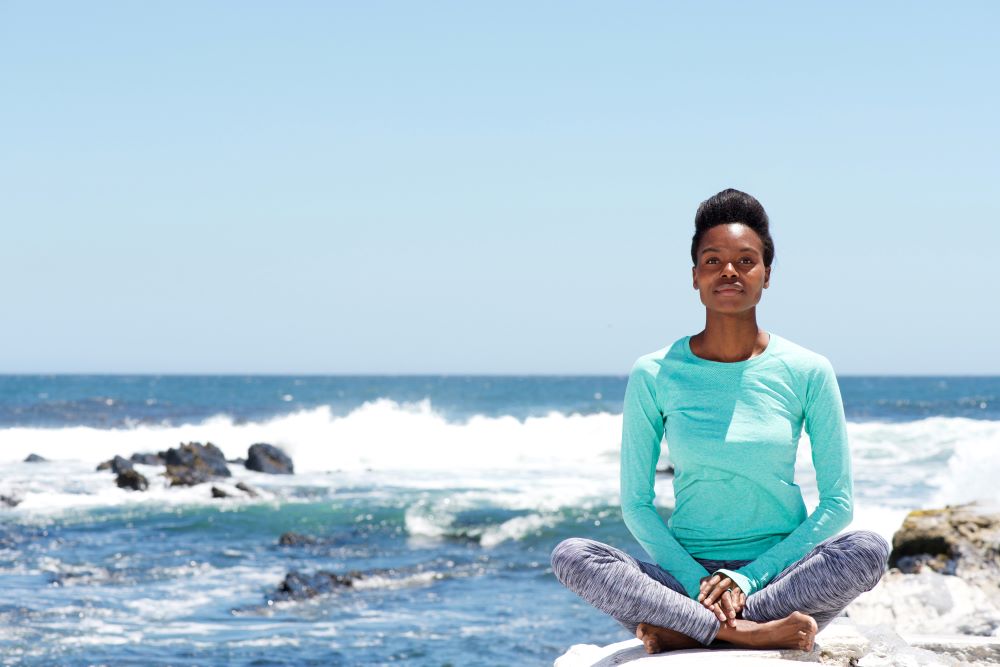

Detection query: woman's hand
(698, 574), (746, 628)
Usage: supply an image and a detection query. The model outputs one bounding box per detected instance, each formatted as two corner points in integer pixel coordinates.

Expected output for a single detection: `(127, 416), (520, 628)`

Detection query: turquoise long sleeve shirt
(619, 332), (853, 600)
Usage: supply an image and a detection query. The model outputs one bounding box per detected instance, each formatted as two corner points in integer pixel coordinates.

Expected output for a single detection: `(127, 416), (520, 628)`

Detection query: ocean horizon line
(2, 371), (1000, 378)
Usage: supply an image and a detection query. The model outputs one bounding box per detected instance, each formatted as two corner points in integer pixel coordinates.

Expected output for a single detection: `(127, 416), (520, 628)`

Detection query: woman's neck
(691, 312), (767, 363)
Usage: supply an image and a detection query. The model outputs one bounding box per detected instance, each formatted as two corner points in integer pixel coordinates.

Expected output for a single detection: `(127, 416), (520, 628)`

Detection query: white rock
(552, 618), (982, 666)
(901, 634), (1000, 665)
(553, 637), (806, 666)
(846, 569), (1000, 637)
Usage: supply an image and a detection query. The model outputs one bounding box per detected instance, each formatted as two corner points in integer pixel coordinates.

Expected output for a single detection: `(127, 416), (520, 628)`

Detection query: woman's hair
(690, 188), (775, 268)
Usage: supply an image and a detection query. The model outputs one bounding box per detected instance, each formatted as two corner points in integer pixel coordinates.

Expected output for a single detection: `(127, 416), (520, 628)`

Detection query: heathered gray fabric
(551, 529), (889, 645)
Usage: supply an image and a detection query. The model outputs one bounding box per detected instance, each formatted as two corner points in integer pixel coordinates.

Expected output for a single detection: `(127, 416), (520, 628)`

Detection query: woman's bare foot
(716, 611), (818, 651)
(636, 611), (817, 655)
(635, 623), (701, 654)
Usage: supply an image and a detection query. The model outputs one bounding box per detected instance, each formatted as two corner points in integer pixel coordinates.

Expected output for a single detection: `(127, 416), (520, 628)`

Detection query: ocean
(1, 375), (998, 666)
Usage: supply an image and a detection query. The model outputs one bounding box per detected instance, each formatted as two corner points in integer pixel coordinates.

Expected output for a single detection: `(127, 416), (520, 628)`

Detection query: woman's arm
(711, 356), (854, 596)
(620, 359), (711, 599)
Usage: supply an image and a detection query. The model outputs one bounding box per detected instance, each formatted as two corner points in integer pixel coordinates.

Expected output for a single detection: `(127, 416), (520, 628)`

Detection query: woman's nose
(722, 261), (738, 276)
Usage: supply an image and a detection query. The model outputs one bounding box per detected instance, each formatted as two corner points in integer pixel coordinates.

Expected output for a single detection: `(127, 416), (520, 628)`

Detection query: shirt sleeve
(713, 356), (854, 596)
(620, 360), (711, 599)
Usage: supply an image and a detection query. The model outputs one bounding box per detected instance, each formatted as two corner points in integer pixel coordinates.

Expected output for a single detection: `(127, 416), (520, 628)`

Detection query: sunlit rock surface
(553, 617), (1000, 665)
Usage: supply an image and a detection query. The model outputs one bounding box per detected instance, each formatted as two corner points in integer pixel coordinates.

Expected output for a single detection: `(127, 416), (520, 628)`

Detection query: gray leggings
(550, 530), (890, 646)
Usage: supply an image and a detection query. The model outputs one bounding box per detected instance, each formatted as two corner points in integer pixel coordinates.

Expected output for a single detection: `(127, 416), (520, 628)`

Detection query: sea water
(0, 375), (998, 666)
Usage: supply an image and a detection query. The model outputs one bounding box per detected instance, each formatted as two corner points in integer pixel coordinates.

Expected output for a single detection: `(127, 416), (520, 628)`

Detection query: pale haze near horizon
(1, 2), (997, 375)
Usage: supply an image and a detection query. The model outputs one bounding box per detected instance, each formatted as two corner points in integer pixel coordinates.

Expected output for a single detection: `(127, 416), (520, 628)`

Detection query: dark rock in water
(24, 454), (47, 463)
(130, 452), (164, 466)
(235, 482), (258, 497)
(890, 502), (1000, 586)
(111, 456), (134, 474)
(163, 442), (231, 486)
(1, 494), (21, 508)
(165, 442), (229, 472)
(278, 532), (318, 547)
(116, 469), (149, 491)
(227, 457), (246, 466)
(656, 465), (674, 476)
(271, 570), (362, 601)
(211, 486), (230, 499)
(96, 455), (134, 473)
(245, 444), (294, 475)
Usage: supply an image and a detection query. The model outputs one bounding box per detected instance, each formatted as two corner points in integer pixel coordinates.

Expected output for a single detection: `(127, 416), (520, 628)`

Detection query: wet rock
(1, 494), (21, 508)
(116, 469), (148, 491)
(130, 452), (164, 466)
(889, 502), (1000, 586)
(95, 455), (132, 472)
(211, 486), (230, 499)
(163, 442), (231, 486)
(235, 482), (258, 497)
(245, 443), (294, 475)
(656, 464), (674, 476)
(227, 457), (246, 466)
(270, 569), (362, 601)
(278, 532), (318, 547)
(24, 454), (47, 463)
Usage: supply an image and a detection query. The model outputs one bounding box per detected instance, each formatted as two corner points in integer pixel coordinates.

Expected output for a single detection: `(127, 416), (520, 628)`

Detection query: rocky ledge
(556, 502), (1000, 666)
(555, 617), (1000, 666)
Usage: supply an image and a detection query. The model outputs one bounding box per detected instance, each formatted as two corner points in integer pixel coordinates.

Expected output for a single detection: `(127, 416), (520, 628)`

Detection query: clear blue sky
(1, 2), (997, 374)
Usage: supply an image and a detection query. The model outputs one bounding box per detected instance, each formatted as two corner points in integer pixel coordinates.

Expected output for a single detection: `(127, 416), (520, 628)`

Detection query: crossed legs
(550, 530), (889, 652)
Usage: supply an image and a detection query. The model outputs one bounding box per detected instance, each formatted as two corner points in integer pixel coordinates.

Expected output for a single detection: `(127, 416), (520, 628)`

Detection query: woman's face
(692, 223), (771, 315)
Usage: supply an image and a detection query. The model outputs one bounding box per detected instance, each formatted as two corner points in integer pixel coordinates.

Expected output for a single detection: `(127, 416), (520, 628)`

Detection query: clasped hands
(697, 573), (746, 628)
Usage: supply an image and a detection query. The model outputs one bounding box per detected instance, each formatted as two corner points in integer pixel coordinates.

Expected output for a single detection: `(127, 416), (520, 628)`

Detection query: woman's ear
(692, 266), (698, 289)
(764, 266), (771, 288)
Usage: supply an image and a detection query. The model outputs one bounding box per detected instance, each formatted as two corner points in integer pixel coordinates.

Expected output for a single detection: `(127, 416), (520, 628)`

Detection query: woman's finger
(697, 576), (711, 601)
(721, 590), (737, 626)
(735, 591), (746, 617)
(703, 577), (733, 606)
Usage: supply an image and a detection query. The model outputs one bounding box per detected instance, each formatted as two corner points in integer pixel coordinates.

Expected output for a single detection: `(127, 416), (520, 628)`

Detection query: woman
(550, 189), (890, 654)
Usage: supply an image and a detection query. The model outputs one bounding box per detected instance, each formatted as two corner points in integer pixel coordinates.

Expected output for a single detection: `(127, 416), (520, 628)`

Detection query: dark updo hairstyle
(690, 188), (775, 268)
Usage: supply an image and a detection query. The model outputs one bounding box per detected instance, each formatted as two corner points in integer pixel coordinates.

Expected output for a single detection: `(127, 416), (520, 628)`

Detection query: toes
(791, 611), (818, 633)
(800, 612), (817, 628)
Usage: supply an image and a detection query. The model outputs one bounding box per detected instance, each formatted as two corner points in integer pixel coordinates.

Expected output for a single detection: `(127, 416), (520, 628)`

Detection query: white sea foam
(122, 563), (286, 623)
(1, 400), (998, 542)
(479, 513), (563, 548)
(0, 399), (623, 472)
(228, 637), (301, 647)
(352, 571), (443, 590)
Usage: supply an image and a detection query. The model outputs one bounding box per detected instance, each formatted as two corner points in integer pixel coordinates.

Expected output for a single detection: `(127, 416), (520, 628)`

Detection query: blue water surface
(0, 375), (997, 428)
